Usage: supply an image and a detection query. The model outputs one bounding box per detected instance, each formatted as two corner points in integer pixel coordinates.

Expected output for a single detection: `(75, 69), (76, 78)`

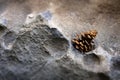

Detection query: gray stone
(0, 0), (120, 80)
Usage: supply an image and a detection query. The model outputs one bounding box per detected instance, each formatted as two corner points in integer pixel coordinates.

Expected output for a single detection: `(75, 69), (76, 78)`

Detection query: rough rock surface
(0, 15), (110, 80)
(0, 0), (120, 80)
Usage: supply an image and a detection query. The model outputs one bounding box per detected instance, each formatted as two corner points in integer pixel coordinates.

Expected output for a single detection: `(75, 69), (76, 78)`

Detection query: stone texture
(0, 15), (69, 80)
(0, 0), (120, 80)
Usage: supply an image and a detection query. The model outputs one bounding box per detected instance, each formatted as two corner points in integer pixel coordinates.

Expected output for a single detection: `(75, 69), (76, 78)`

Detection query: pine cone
(72, 30), (97, 52)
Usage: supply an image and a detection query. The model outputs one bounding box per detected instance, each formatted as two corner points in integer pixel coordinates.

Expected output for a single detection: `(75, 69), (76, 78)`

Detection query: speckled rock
(0, 15), (69, 80)
(0, 0), (120, 80)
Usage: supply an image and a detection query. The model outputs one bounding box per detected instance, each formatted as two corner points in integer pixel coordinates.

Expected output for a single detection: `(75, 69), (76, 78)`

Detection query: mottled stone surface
(0, 16), (69, 80)
(0, 0), (120, 80)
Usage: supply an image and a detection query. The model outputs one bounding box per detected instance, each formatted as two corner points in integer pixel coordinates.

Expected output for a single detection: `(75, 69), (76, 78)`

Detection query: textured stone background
(0, 0), (120, 80)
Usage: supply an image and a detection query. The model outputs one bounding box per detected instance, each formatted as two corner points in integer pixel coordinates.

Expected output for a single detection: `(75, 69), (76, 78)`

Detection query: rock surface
(0, 0), (120, 80)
